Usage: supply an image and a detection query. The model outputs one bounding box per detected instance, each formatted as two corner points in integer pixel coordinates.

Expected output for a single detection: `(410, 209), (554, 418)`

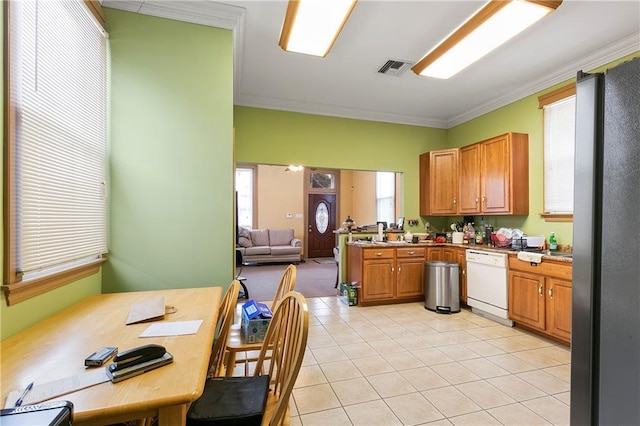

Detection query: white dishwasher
(466, 249), (513, 326)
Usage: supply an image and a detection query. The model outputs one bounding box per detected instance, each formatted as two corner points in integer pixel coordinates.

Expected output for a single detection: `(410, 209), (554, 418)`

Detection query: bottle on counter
(549, 232), (558, 252)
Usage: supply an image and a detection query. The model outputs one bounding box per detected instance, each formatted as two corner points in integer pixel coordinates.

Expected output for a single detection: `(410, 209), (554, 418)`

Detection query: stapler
(107, 344), (166, 372)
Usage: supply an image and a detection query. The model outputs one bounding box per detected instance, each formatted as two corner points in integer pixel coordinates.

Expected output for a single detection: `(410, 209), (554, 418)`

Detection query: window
(376, 172), (395, 225)
(538, 84), (576, 221)
(235, 166), (256, 228)
(3, 0), (108, 305)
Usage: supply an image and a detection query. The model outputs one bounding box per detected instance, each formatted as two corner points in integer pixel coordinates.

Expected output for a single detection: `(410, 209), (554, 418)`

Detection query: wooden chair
(208, 280), (241, 377)
(225, 264), (297, 376)
(186, 291), (309, 426)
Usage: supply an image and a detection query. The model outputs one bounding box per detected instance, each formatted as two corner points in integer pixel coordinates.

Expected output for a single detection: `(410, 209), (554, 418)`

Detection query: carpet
(238, 261), (338, 303)
(314, 258), (336, 264)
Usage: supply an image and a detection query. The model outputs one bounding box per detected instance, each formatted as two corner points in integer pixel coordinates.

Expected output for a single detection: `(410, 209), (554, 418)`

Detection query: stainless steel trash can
(424, 261), (460, 314)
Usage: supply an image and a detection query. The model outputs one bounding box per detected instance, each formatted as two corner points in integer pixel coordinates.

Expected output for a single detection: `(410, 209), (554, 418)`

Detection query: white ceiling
(102, 0), (640, 129)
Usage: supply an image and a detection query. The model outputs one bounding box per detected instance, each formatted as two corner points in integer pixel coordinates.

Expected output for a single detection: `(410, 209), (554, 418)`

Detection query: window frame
(538, 82), (576, 223)
(2, 0), (108, 306)
(235, 164), (258, 229)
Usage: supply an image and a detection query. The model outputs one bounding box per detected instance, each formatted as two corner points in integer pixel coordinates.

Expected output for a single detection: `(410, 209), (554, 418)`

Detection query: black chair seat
(187, 375), (270, 426)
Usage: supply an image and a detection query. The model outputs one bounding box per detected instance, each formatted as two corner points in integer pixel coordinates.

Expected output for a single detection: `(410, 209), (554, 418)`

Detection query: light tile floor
(288, 297), (570, 426)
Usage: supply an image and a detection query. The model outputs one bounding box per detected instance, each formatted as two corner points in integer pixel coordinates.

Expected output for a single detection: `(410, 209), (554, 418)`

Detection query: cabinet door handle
(391, 266), (395, 273)
(398, 266), (401, 274)
(407, 251), (415, 255)
(482, 196), (486, 203)
(538, 285), (543, 296)
(548, 287), (553, 298)
(453, 197), (457, 205)
(375, 252), (383, 256)
(475, 197), (479, 204)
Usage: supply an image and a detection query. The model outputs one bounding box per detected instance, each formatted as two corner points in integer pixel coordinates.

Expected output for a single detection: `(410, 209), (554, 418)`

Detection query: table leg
(158, 404), (187, 426)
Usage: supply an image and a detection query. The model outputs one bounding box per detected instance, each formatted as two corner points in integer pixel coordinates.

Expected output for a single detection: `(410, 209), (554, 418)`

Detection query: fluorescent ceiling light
(412, 0), (562, 79)
(279, 0), (358, 57)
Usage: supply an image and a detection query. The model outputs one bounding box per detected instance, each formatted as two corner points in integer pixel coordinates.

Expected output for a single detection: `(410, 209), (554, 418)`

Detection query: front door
(307, 193), (336, 258)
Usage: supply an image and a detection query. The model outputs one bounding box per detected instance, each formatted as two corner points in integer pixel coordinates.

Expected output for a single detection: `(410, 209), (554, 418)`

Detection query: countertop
(346, 240), (573, 263)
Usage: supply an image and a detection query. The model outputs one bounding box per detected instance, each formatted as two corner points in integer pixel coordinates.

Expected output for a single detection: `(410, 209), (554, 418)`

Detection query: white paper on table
(139, 319), (203, 337)
(3, 368), (110, 408)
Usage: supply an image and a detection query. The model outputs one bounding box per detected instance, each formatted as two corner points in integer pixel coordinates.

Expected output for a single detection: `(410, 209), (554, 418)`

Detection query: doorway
(305, 169), (338, 259)
(307, 193), (337, 258)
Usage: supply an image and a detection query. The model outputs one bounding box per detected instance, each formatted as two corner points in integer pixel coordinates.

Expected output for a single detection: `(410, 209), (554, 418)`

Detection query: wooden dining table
(1, 286), (221, 425)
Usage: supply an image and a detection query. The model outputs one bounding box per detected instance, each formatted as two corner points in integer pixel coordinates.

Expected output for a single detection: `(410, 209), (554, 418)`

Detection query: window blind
(9, 0), (108, 278)
(543, 96), (576, 213)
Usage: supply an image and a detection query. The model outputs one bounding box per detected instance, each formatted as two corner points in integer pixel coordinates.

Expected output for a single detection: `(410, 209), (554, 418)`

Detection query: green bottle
(549, 232), (558, 252)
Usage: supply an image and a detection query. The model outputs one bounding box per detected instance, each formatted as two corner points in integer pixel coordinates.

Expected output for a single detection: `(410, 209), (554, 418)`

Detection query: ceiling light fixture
(279, 0), (358, 57)
(285, 165), (304, 172)
(412, 0), (562, 79)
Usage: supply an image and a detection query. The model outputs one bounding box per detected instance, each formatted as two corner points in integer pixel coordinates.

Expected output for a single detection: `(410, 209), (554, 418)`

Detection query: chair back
(270, 265), (296, 311)
(208, 280), (240, 376)
(255, 291), (308, 426)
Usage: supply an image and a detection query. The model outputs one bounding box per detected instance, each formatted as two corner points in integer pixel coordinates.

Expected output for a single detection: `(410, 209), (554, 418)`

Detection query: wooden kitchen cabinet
(508, 257), (572, 344)
(427, 247), (442, 261)
(458, 132), (529, 215)
(420, 149), (458, 215)
(347, 245), (425, 305)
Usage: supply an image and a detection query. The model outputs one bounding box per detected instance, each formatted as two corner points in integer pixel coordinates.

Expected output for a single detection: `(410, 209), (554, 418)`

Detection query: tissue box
(338, 282), (358, 306)
(241, 300), (272, 343)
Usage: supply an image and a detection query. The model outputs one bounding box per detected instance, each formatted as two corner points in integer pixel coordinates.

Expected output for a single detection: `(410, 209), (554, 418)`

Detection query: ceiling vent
(377, 59), (412, 76)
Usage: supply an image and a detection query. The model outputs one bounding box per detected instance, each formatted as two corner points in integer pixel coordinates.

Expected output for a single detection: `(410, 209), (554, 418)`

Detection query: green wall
(447, 51), (639, 247)
(234, 107), (448, 231)
(102, 9), (234, 293)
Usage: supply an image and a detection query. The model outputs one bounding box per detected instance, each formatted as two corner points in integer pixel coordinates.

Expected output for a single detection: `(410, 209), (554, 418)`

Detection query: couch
(236, 227), (302, 264)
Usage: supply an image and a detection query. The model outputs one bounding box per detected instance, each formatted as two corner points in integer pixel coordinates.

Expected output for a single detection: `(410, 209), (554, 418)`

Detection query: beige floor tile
(535, 345), (572, 364)
(465, 326), (506, 339)
(311, 346), (349, 364)
(307, 333), (338, 349)
(294, 364), (328, 388)
(289, 397), (298, 417)
(393, 335), (432, 351)
(456, 380), (516, 409)
(316, 314), (348, 325)
(290, 415), (302, 426)
(517, 370), (571, 394)
(438, 344), (481, 361)
(424, 419), (454, 425)
(512, 349), (564, 369)
(354, 355), (395, 376)
(343, 399), (402, 426)
(430, 362), (482, 385)
(369, 338), (409, 355)
(301, 348), (318, 366)
(321, 321), (353, 335)
(340, 342), (376, 360)
(354, 327), (390, 342)
(438, 330), (481, 343)
(299, 407), (352, 426)
(421, 386), (482, 418)
(411, 347), (455, 365)
(385, 392), (445, 425)
(461, 340), (506, 357)
(423, 332), (463, 346)
(486, 353), (537, 373)
(292, 383), (341, 415)
(458, 358), (510, 379)
(554, 391), (571, 405)
(487, 375), (547, 402)
(367, 371), (416, 398)
(330, 330), (365, 345)
(543, 364), (571, 382)
(331, 377), (380, 406)
(382, 351), (425, 371)
(485, 336), (539, 352)
(522, 396), (570, 425)
(399, 366), (450, 391)
(319, 359), (363, 382)
(487, 403), (551, 425)
(312, 308), (338, 317)
(449, 410), (502, 425)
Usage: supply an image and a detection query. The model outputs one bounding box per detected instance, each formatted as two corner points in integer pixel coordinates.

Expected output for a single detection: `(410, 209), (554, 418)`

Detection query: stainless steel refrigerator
(571, 57), (640, 424)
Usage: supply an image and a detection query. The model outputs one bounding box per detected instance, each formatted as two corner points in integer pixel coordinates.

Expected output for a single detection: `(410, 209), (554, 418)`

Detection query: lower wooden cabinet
(347, 245), (425, 305)
(508, 257), (572, 343)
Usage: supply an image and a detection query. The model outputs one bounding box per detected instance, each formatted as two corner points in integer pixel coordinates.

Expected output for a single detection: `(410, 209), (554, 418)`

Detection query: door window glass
(310, 172), (335, 189)
(315, 202), (329, 233)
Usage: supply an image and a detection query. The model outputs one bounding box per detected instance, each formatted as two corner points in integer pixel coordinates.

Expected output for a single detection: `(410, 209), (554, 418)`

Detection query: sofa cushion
(269, 229), (294, 246)
(270, 246), (301, 256)
(250, 229), (269, 247)
(238, 236), (252, 248)
(244, 246), (271, 256)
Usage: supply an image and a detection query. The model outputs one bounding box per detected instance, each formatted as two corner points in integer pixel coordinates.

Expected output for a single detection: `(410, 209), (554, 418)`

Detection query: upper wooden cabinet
(422, 132), (529, 216)
(420, 149), (458, 216)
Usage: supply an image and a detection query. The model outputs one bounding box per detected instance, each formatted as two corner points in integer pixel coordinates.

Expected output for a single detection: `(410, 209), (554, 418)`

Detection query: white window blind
(376, 172), (395, 224)
(543, 96), (576, 213)
(235, 168), (254, 228)
(8, 0), (108, 279)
